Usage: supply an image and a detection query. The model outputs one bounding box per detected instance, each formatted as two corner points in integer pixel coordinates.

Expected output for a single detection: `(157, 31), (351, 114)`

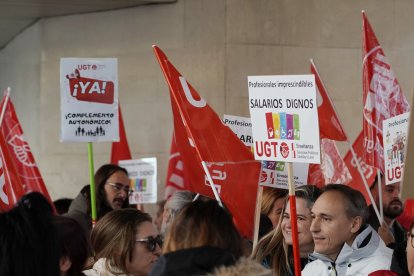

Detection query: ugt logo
(8, 135), (36, 167)
(66, 69), (114, 104)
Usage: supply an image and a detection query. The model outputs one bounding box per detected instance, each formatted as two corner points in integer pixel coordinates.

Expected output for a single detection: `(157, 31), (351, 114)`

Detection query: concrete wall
(0, 0), (413, 213)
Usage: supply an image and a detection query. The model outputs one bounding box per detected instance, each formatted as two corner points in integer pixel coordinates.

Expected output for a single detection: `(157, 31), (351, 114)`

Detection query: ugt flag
(311, 59), (347, 141)
(153, 45), (261, 239)
(0, 94), (53, 205)
(110, 104), (132, 164)
(0, 132), (25, 211)
(362, 12), (410, 172)
(164, 133), (189, 199)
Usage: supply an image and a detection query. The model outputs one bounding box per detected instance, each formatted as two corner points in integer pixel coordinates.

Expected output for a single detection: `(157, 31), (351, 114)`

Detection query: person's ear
(59, 256), (72, 272)
(350, 216), (363, 234)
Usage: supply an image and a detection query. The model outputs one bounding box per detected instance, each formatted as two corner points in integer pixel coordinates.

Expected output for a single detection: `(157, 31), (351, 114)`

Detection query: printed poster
(383, 112), (410, 185)
(60, 58), (119, 142)
(223, 114), (309, 189)
(248, 75), (320, 164)
(119, 158), (157, 204)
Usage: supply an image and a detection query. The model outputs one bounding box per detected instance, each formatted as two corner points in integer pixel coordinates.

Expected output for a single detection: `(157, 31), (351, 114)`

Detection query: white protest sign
(119, 158), (157, 204)
(222, 114), (253, 147)
(248, 75), (320, 163)
(383, 112), (410, 185)
(260, 161), (309, 189)
(223, 114), (309, 189)
(60, 58), (119, 142)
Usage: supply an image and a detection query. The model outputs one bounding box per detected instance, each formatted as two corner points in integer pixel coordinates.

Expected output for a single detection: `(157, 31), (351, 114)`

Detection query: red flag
(0, 95), (53, 205)
(110, 104), (132, 164)
(311, 59), (347, 141)
(153, 45), (261, 238)
(164, 133), (189, 199)
(362, 12), (410, 172)
(0, 132), (25, 211)
(308, 138), (352, 187)
(344, 131), (377, 204)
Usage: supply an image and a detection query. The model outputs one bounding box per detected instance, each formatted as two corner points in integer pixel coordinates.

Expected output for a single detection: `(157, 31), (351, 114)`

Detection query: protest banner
(60, 58), (119, 142)
(248, 74), (319, 276)
(248, 75), (320, 164)
(382, 112), (410, 185)
(111, 104), (132, 164)
(154, 45), (261, 240)
(119, 158), (157, 204)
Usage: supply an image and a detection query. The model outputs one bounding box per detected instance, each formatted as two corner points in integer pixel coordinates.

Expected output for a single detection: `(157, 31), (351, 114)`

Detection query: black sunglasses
(135, 235), (163, 252)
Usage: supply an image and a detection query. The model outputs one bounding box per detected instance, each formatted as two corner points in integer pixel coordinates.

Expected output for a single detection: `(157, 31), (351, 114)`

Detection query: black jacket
(391, 241), (410, 276)
(149, 246), (237, 276)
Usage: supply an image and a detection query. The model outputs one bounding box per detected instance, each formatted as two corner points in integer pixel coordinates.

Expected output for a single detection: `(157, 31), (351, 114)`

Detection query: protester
(66, 164), (130, 236)
(153, 200), (166, 232)
(261, 187), (288, 228)
(390, 221), (414, 276)
(0, 192), (60, 276)
(367, 174), (405, 248)
(53, 216), (90, 276)
(302, 184), (393, 275)
(160, 190), (194, 236)
(54, 198), (74, 214)
(252, 185), (321, 275)
(150, 200), (270, 275)
(84, 208), (161, 276)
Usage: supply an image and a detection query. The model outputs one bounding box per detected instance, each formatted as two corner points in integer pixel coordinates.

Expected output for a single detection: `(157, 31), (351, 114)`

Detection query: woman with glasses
(84, 208), (161, 276)
(66, 164), (131, 237)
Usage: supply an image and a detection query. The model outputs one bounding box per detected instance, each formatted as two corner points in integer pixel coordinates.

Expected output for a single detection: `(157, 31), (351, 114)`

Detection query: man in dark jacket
(367, 174), (405, 248)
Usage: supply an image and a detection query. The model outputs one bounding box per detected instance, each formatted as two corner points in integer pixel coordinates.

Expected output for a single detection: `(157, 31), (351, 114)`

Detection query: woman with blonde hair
(252, 185), (321, 275)
(261, 187), (288, 228)
(84, 209), (161, 276)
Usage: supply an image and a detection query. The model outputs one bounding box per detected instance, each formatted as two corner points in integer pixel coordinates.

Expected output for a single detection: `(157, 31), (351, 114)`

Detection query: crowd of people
(0, 163), (413, 276)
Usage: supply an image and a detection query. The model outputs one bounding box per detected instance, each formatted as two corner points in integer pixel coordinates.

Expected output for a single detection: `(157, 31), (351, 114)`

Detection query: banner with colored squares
(265, 112), (300, 140)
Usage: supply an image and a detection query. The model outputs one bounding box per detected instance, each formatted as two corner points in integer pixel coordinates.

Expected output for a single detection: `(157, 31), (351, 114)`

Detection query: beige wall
(0, 0), (413, 212)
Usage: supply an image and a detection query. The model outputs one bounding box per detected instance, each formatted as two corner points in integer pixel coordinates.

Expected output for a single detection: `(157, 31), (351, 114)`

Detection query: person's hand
(378, 221), (395, 245)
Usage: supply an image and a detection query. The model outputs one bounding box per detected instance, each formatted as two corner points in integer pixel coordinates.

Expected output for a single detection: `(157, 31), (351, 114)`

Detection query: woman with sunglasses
(84, 208), (161, 276)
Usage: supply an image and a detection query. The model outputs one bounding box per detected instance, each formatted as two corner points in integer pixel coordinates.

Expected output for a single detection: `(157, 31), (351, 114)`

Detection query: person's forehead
(312, 191), (347, 215)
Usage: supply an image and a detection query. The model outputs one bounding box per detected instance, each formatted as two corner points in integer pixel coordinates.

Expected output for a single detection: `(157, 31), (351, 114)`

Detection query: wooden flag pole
(253, 185), (264, 248)
(287, 162), (301, 276)
(88, 142), (97, 226)
(377, 169), (383, 222)
(0, 88), (11, 127)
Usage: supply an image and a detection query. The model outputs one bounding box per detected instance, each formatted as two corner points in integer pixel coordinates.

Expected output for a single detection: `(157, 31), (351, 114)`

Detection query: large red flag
(0, 95), (53, 205)
(362, 12), (410, 172)
(110, 104), (132, 164)
(0, 132), (25, 211)
(164, 133), (189, 199)
(308, 138), (352, 187)
(153, 45), (261, 238)
(311, 59), (347, 141)
(344, 131), (377, 204)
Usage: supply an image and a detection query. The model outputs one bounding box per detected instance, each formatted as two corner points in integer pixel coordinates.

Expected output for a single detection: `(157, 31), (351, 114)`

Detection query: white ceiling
(0, 0), (175, 49)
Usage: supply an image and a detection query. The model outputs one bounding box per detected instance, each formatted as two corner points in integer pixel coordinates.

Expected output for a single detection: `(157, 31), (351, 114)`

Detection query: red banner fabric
(153, 45), (261, 239)
(362, 12), (410, 172)
(110, 105), (132, 164)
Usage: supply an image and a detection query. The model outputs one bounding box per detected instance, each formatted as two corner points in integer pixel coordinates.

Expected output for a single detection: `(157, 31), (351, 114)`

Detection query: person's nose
(310, 217), (320, 233)
(153, 243), (162, 257)
(118, 189), (128, 199)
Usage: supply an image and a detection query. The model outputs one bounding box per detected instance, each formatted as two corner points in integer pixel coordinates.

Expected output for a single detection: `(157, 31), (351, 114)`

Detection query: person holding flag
(65, 164), (131, 236)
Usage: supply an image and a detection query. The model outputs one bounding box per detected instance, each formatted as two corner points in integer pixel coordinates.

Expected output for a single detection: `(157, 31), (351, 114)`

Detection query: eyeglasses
(106, 182), (132, 196)
(136, 235), (163, 252)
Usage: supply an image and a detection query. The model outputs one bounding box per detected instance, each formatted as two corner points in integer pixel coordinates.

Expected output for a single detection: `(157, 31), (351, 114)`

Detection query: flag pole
(347, 141), (382, 222)
(377, 169), (384, 222)
(0, 88), (11, 127)
(253, 185), (264, 248)
(88, 142), (97, 226)
(287, 162), (301, 276)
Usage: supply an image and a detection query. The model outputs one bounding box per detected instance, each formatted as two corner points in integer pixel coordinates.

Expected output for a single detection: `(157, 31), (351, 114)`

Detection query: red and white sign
(60, 58), (119, 142)
(382, 112), (410, 185)
(248, 75), (320, 163)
